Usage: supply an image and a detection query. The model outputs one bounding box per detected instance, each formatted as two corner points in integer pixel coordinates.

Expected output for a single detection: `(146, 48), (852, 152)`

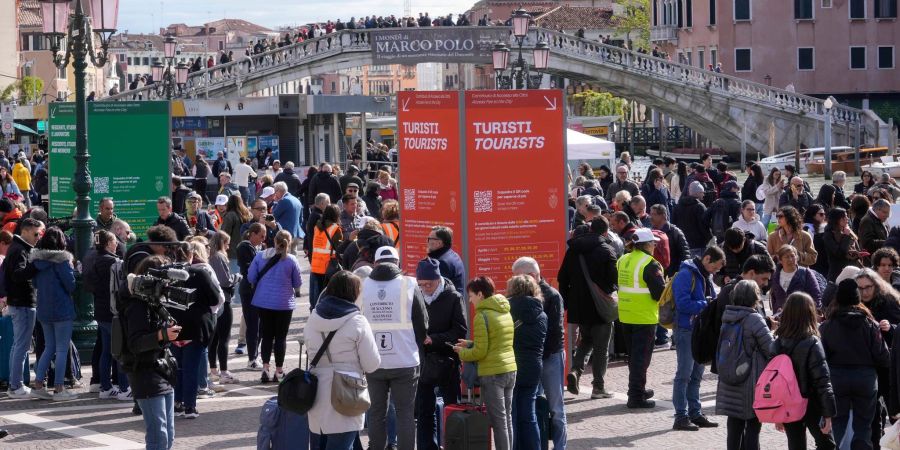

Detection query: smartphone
(858, 251), (871, 259)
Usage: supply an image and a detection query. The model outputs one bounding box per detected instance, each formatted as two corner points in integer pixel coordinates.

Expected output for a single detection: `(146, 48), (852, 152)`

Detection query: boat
(863, 154), (900, 178)
(804, 146), (873, 174)
(647, 147), (730, 162)
(758, 148), (825, 175)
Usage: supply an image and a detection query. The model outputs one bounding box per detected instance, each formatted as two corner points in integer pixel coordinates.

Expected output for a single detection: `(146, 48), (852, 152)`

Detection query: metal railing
(105, 26), (864, 126)
(650, 25), (678, 42)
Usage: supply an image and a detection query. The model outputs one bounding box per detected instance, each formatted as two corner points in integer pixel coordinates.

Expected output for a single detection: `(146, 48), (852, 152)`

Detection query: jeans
(368, 366), (419, 450)
(197, 347), (209, 390)
(35, 320), (73, 387)
(783, 402), (836, 450)
(136, 391), (175, 450)
(831, 366), (878, 450)
(726, 417), (762, 450)
(415, 366), (461, 450)
(539, 351), (567, 450)
(172, 341), (204, 408)
(238, 186), (250, 205)
(512, 383), (540, 450)
(673, 328), (704, 419)
(309, 274), (325, 310)
(97, 322), (128, 391)
(323, 431), (358, 450)
(8, 306), (35, 390)
(571, 323), (611, 390)
(481, 371), (517, 450)
(621, 323), (655, 401)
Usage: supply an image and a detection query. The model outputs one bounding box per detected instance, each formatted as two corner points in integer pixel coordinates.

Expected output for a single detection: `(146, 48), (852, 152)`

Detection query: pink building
(651, 0), (899, 120)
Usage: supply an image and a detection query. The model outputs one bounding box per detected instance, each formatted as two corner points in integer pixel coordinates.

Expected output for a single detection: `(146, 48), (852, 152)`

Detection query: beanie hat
(0, 198), (14, 213)
(836, 278), (861, 307)
(416, 257), (442, 281)
(688, 181), (705, 198)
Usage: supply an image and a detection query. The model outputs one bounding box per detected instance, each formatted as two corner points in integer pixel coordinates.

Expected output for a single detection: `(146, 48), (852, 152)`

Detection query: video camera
(127, 263), (197, 311)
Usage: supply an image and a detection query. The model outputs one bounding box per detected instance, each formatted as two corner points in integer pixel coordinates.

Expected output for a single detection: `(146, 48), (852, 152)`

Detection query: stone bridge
(107, 27), (889, 156)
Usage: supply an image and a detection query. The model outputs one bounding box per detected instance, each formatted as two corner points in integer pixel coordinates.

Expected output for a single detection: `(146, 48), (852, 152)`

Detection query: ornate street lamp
(493, 8), (549, 89)
(39, 0), (119, 355)
(533, 41), (550, 70)
(823, 96), (834, 179)
(151, 35), (181, 99)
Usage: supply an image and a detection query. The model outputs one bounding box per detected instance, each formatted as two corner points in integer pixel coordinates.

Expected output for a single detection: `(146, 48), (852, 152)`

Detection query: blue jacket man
(271, 182), (303, 238)
(671, 248), (725, 431)
(426, 226), (465, 295)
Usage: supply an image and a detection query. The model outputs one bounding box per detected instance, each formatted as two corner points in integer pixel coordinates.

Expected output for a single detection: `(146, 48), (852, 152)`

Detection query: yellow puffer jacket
(12, 163), (30, 192)
(458, 294), (517, 377)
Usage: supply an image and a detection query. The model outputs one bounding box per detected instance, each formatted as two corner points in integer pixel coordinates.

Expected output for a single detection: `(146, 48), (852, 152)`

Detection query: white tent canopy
(567, 128), (616, 162)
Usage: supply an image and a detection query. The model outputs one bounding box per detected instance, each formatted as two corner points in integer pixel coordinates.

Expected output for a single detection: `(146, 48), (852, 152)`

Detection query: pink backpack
(753, 354), (808, 423)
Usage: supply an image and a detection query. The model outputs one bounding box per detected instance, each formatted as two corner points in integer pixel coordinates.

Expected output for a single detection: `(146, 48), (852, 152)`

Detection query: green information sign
(49, 101), (171, 236)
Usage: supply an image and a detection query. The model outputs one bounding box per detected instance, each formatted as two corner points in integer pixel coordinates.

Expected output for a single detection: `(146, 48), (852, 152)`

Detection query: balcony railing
(650, 26), (678, 43)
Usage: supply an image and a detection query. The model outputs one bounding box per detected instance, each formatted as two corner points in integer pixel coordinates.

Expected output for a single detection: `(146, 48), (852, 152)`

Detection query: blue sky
(117, 0), (476, 34)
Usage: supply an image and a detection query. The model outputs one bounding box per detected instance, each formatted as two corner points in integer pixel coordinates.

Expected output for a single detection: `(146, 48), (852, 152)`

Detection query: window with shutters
(735, 48), (752, 71)
(735, 0), (751, 20)
(798, 48), (814, 70)
(878, 46), (894, 69)
(795, 0), (814, 19)
(850, 46), (867, 69)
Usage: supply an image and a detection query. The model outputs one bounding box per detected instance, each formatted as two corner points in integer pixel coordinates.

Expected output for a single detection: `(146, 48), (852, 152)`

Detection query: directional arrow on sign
(401, 98), (411, 112)
(543, 96), (557, 111)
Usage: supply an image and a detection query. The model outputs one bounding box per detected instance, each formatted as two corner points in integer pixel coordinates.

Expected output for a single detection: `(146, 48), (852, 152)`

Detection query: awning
(13, 122), (39, 135)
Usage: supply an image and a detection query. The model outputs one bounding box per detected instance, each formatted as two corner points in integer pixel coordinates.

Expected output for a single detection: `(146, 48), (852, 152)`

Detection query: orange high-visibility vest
(382, 222), (400, 248)
(311, 223), (340, 274)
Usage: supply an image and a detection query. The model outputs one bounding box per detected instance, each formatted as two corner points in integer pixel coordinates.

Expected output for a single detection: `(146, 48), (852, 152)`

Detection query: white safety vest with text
(361, 275), (419, 370)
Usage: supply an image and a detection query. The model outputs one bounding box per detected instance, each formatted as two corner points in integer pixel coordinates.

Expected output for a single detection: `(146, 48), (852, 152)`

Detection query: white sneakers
(29, 388), (54, 400)
(6, 385), (31, 399)
(247, 358), (262, 369)
(99, 387), (120, 399)
(219, 372), (238, 384)
(52, 390), (77, 401)
(116, 388), (133, 402)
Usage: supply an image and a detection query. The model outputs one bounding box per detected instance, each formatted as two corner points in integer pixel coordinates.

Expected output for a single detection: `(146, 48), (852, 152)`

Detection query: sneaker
(590, 388), (613, 399)
(673, 417), (700, 431)
(272, 371), (283, 383)
(7, 385), (31, 399)
(52, 390), (77, 401)
(654, 342), (671, 350)
(235, 344), (246, 355)
(174, 403), (185, 417)
(247, 358), (262, 370)
(210, 383), (226, 393)
(116, 388), (133, 401)
(183, 407), (199, 419)
(99, 388), (120, 399)
(643, 389), (655, 400)
(566, 372), (580, 395)
(196, 388), (215, 399)
(691, 415), (719, 428)
(219, 372), (238, 384)
(88, 383), (101, 393)
(209, 372), (220, 383)
(626, 398), (656, 409)
(29, 388), (54, 400)
(65, 379), (84, 390)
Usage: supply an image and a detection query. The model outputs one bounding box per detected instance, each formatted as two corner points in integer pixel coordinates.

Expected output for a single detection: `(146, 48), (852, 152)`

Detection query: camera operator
(241, 199), (281, 248)
(169, 242), (224, 419)
(120, 255), (181, 450)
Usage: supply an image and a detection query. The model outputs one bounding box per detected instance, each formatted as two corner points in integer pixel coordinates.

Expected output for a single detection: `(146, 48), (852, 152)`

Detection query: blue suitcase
(435, 395), (445, 446)
(257, 396), (310, 450)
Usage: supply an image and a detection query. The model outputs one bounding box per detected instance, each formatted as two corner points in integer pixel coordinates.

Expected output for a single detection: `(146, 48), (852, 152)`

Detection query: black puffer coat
(557, 232), (618, 326)
(772, 336), (837, 418)
(821, 309), (890, 369)
(672, 195), (711, 249)
(715, 306), (775, 420)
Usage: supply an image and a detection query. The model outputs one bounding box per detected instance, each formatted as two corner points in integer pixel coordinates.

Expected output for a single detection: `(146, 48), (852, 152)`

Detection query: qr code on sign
(403, 189), (416, 210)
(93, 177), (110, 194)
(474, 190), (493, 213)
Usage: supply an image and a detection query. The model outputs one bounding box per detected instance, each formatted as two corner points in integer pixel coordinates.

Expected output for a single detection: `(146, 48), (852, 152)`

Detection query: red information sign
(397, 91), (463, 274)
(464, 90), (567, 290)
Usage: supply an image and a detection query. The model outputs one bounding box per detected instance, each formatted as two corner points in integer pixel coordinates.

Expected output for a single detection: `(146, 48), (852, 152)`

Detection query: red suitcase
(442, 390), (491, 450)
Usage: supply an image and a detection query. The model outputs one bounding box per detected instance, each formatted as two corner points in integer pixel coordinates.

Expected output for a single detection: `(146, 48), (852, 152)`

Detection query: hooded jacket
(509, 295), (547, 387)
(673, 259), (714, 330)
(672, 195), (711, 249)
(715, 305), (775, 420)
(458, 294), (517, 377)
(772, 336), (837, 418)
(305, 294), (381, 434)
(557, 232), (618, 326)
(30, 249), (76, 323)
(5, 234), (38, 308)
(821, 309), (890, 368)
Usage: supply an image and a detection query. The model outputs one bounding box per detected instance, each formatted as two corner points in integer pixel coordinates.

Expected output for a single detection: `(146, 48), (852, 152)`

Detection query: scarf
(423, 278), (445, 305)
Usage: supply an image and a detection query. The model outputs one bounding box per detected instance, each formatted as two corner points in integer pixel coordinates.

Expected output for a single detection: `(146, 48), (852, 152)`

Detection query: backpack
(691, 297), (721, 365)
(709, 201), (730, 243)
(651, 229), (670, 270)
(753, 354), (808, 423)
(701, 180), (717, 207)
(658, 272), (694, 329)
(716, 321), (751, 385)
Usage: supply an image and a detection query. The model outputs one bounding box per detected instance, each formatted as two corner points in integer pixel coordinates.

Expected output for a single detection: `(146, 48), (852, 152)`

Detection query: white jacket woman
(762, 169), (785, 226)
(305, 272), (380, 440)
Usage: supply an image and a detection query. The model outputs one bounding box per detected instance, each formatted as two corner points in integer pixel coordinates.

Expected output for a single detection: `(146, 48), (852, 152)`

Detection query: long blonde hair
(274, 230), (291, 257)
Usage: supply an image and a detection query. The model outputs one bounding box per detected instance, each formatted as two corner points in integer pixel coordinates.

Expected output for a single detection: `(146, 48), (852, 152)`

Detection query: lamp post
(151, 35), (188, 99)
(39, 0), (119, 355)
(823, 96), (834, 180)
(490, 8), (550, 90)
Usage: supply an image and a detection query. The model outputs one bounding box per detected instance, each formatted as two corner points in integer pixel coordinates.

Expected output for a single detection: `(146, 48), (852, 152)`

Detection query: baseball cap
(260, 186), (276, 198)
(631, 228), (661, 244)
(374, 246), (400, 262)
(215, 195), (228, 206)
(187, 191), (201, 200)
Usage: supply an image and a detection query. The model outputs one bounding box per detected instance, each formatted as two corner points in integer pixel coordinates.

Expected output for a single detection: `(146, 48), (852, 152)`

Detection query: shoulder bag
(248, 253), (283, 301)
(322, 331), (371, 416)
(277, 330), (337, 415)
(323, 225), (344, 280)
(578, 254), (618, 322)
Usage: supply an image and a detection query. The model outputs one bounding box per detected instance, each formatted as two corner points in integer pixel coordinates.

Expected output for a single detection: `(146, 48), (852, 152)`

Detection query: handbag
(881, 418), (900, 450)
(420, 352), (456, 386)
(461, 312), (489, 389)
(322, 332), (371, 416)
(248, 253), (283, 301)
(277, 330), (337, 415)
(578, 254), (618, 322)
(323, 226), (344, 279)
